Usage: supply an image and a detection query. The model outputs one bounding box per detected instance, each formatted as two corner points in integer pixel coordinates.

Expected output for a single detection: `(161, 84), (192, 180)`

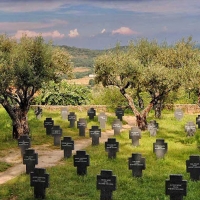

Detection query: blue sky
(1, 0), (200, 49)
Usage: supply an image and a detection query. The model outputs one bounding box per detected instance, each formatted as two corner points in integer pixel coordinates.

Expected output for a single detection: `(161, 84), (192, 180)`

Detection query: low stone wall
(165, 104), (200, 114)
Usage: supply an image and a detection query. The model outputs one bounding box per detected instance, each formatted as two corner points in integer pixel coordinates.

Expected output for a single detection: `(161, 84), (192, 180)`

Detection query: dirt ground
(0, 116), (136, 185)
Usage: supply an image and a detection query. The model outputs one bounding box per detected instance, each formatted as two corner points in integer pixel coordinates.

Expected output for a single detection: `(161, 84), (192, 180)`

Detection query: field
(0, 107), (200, 199)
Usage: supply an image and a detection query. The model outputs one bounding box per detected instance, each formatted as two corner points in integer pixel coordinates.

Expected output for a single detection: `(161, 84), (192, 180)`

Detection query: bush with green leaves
(33, 81), (91, 105)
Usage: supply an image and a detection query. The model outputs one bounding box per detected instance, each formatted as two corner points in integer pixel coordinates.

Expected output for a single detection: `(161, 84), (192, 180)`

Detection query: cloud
(112, 27), (138, 35)
(68, 29), (79, 38)
(13, 30), (65, 39)
(101, 29), (106, 34)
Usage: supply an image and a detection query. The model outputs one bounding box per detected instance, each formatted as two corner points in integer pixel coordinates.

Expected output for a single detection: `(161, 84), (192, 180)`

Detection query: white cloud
(101, 29), (106, 34)
(68, 29), (79, 38)
(112, 27), (138, 35)
(13, 30), (65, 39)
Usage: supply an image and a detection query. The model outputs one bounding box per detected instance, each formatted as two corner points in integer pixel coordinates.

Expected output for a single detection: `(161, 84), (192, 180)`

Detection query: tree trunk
(154, 100), (162, 118)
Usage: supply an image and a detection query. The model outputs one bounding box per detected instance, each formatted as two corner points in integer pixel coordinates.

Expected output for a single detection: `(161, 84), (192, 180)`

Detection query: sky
(1, 0), (200, 50)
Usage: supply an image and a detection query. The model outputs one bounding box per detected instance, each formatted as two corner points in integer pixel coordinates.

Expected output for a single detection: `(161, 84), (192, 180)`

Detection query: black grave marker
(30, 168), (49, 199)
(35, 106), (42, 119)
(61, 107), (68, 120)
(115, 107), (124, 121)
(98, 112), (107, 129)
(51, 126), (62, 146)
(77, 118), (87, 136)
(44, 118), (54, 135)
(73, 150), (90, 175)
(153, 139), (168, 159)
(147, 120), (159, 136)
(196, 115), (200, 128)
(185, 121), (196, 136)
(23, 149), (38, 174)
(174, 108), (184, 120)
(129, 127), (141, 146)
(105, 138), (119, 159)
(186, 155), (200, 181)
(18, 135), (31, 156)
(112, 119), (122, 135)
(97, 170), (116, 200)
(128, 153), (146, 177)
(165, 174), (187, 200)
(89, 126), (101, 145)
(68, 112), (77, 128)
(61, 136), (74, 158)
(87, 107), (96, 120)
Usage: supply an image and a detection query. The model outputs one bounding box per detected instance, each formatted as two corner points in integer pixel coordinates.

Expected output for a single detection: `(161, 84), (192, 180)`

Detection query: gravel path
(0, 116), (136, 185)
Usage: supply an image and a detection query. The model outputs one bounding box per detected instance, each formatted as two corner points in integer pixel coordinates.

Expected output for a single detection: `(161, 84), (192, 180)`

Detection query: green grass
(0, 107), (200, 199)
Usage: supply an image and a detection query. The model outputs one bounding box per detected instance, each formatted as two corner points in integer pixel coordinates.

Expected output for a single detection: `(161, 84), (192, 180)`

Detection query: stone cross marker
(23, 149), (38, 174)
(196, 115), (200, 128)
(44, 118), (54, 135)
(61, 136), (74, 158)
(35, 106), (42, 119)
(30, 168), (50, 199)
(174, 108), (184, 120)
(112, 119), (122, 135)
(61, 107), (68, 120)
(89, 126), (101, 145)
(77, 118), (87, 136)
(115, 107), (124, 121)
(51, 125), (62, 146)
(105, 138), (119, 159)
(68, 112), (77, 128)
(165, 174), (187, 200)
(98, 112), (107, 129)
(129, 127), (141, 146)
(185, 121), (196, 136)
(128, 153), (146, 177)
(87, 107), (96, 120)
(73, 150), (90, 175)
(186, 155), (200, 181)
(97, 170), (117, 200)
(153, 139), (168, 159)
(18, 135), (31, 156)
(147, 120), (159, 136)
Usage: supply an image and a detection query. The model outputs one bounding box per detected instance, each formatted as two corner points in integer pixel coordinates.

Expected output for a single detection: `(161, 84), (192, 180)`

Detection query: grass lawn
(0, 107), (200, 199)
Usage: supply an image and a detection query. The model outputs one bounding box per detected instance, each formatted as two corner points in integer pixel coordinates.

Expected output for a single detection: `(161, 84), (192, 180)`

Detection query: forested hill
(60, 45), (104, 68)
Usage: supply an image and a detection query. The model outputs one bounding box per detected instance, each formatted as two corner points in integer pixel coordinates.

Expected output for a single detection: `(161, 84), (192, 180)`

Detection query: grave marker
(35, 106), (42, 119)
(147, 120), (158, 136)
(30, 168), (49, 199)
(51, 126), (62, 146)
(153, 139), (168, 159)
(128, 153), (146, 177)
(105, 138), (119, 159)
(61, 107), (68, 120)
(68, 112), (77, 128)
(98, 112), (107, 129)
(87, 107), (96, 120)
(44, 118), (54, 135)
(196, 115), (200, 128)
(174, 108), (184, 120)
(23, 149), (38, 174)
(61, 136), (74, 158)
(97, 170), (116, 200)
(77, 118), (87, 136)
(186, 155), (200, 181)
(73, 150), (90, 175)
(165, 174), (187, 200)
(185, 121), (196, 136)
(115, 107), (124, 121)
(89, 126), (101, 145)
(129, 127), (141, 146)
(112, 119), (122, 135)
(18, 135), (31, 156)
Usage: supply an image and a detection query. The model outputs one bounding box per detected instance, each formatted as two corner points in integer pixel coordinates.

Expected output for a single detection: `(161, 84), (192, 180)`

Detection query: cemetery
(0, 106), (200, 199)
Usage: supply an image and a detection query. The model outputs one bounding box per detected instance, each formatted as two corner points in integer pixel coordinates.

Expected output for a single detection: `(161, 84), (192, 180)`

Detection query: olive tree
(0, 35), (73, 139)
